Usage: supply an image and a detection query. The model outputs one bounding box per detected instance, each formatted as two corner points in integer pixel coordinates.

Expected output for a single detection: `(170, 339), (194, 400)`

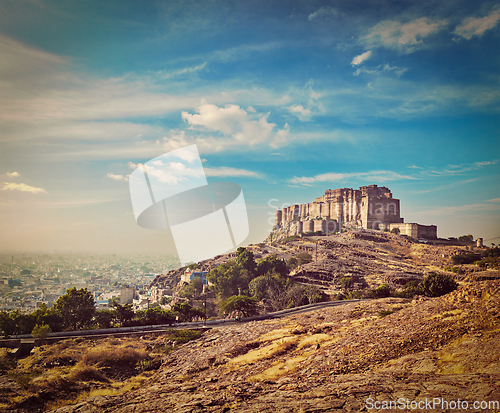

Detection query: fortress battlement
(273, 185), (436, 239)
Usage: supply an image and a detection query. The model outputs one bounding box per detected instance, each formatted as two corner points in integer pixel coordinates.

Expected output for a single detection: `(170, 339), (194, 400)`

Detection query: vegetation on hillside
(0, 288), (205, 337)
(208, 247), (325, 316)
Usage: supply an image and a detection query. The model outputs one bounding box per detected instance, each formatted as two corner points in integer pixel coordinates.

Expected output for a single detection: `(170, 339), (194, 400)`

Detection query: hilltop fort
(273, 184), (437, 240)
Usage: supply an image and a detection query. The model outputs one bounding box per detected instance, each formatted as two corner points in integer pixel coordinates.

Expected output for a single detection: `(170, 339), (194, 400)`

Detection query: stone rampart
(274, 185), (403, 232)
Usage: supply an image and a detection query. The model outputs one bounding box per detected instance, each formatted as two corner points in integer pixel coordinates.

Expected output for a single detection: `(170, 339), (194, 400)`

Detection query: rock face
(51, 278), (500, 413)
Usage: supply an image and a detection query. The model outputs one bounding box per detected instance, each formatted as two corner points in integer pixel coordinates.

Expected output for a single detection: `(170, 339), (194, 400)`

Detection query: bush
(451, 252), (480, 265)
(420, 273), (458, 297)
(68, 365), (108, 382)
(372, 284), (391, 298)
(399, 280), (423, 298)
(340, 276), (354, 290)
(31, 324), (51, 339)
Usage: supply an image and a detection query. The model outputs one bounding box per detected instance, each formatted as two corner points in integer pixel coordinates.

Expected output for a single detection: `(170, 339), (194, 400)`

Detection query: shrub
(32, 323), (52, 340)
(372, 284), (391, 298)
(451, 252), (480, 265)
(68, 365), (108, 382)
(399, 280), (423, 298)
(378, 310), (394, 318)
(420, 273), (458, 297)
(339, 276), (354, 290)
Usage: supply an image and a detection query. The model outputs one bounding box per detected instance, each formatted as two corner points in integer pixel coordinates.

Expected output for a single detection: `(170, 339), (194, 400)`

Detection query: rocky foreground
(53, 273), (500, 413)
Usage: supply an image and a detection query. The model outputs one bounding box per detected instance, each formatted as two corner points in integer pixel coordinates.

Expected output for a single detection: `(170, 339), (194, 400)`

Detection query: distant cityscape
(0, 253), (180, 313)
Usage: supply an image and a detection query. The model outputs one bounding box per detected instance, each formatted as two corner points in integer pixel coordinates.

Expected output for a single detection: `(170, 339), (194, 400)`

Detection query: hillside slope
(53, 276), (500, 412)
(151, 230), (470, 295)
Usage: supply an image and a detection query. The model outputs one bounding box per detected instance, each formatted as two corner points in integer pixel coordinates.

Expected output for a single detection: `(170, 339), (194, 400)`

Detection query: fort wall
(272, 184), (436, 239)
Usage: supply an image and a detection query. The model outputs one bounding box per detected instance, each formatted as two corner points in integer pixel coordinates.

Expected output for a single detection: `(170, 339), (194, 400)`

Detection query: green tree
(94, 309), (116, 329)
(256, 254), (288, 277)
(391, 227), (400, 235)
(420, 273), (458, 297)
(180, 277), (203, 298)
(236, 247), (256, 274)
(0, 310), (17, 337)
(208, 261), (252, 299)
(53, 287), (95, 331)
(111, 302), (135, 326)
(219, 295), (258, 318)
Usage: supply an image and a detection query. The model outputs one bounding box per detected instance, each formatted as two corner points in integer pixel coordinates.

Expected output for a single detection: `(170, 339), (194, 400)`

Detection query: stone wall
(388, 223), (437, 239)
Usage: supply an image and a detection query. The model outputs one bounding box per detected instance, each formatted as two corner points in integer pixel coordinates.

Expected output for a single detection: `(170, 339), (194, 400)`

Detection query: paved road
(3, 299), (362, 342)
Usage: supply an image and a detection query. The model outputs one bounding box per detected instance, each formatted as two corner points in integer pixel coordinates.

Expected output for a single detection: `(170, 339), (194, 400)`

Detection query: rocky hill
(52, 273), (500, 412)
(152, 230), (470, 296)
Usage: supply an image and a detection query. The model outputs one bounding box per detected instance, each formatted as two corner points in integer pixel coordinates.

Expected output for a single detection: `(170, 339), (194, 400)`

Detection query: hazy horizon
(1, 0), (499, 257)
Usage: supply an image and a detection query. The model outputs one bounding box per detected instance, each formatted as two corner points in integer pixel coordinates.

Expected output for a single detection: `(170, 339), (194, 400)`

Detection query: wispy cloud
(308, 7), (338, 21)
(157, 62), (207, 79)
(429, 160), (499, 175)
(289, 170), (415, 186)
(362, 18), (448, 54)
(351, 50), (372, 66)
(420, 202), (500, 216)
(203, 166), (263, 179)
(0, 182), (47, 194)
(289, 159), (498, 186)
(454, 7), (500, 40)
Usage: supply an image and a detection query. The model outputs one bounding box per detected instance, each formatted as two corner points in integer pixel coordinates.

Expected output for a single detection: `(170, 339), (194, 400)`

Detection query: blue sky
(0, 0), (499, 255)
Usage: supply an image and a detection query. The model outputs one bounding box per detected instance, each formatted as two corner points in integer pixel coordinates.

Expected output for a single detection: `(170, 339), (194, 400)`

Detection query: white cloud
(454, 7), (500, 40)
(2, 172), (20, 178)
(106, 173), (128, 181)
(158, 62), (207, 79)
(308, 7), (338, 21)
(353, 63), (408, 77)
(289, 170), (415, 186)
(0, 182), (47, 194)
(420, 202), (500, 216)
(351, 51), (372, 66)
(181, 104), (276, 146)
(203, 167), (262, 178)
(288, 104), (311, 121)
(363, 18), (447, 54)
(270, 125), (290, 148)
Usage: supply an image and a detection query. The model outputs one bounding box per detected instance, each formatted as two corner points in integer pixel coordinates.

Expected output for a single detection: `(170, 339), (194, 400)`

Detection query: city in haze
(0, 0), (499, 257)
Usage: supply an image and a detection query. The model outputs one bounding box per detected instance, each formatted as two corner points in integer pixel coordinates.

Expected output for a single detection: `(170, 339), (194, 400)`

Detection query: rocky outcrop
(52, 278), (500, 412)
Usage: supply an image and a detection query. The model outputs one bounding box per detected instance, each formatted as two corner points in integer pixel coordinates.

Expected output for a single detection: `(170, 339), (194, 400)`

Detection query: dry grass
(67, 364), (109, 382)
(1, 330), (205, 411)
(81, 345), (147, 368)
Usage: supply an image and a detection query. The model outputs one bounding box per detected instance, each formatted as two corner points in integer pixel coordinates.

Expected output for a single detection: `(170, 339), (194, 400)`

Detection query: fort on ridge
(273, 184), (437, 239)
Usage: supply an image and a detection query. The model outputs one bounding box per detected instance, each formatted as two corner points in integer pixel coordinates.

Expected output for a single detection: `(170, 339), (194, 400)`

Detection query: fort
(273, 184), (437, 239)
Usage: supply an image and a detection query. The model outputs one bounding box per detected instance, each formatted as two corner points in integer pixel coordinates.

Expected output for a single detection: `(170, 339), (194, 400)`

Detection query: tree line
(0, 287), (205, 337)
